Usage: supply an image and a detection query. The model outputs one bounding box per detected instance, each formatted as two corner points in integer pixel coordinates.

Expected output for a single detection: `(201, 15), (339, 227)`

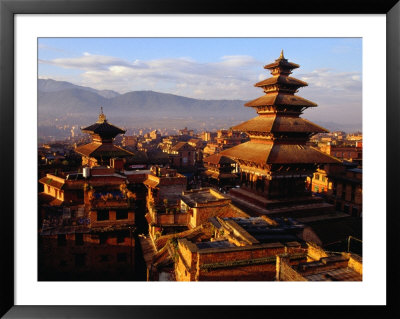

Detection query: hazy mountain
(38, 79), (120, 99)
(38, 79), (253, 128)
(38, 79), (361, 133)
(315, 121), (362, 133)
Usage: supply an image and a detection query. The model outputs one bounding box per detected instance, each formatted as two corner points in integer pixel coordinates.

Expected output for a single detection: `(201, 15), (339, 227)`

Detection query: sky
(38, 38), (362, 127)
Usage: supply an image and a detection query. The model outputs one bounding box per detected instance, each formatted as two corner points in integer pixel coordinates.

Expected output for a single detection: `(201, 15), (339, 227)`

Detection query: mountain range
(38, 79), (253, 128)
(38, 79), (361, 133)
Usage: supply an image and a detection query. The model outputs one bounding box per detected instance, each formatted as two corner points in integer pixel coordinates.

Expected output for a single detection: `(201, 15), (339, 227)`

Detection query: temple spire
(98, 106), (106, 123)
(279, 49), (285, 59)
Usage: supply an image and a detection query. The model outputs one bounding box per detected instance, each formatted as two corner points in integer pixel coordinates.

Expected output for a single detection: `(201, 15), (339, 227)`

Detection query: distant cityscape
(38, 78), (362, 144)
(38, 50), (362, 282)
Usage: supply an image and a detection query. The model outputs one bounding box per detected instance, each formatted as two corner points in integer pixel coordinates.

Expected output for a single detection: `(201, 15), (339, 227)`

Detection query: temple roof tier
(81, 108), (126, 139)
(81, 121), (126, 138)
(255, 75), (308, 88)
(219, 142), (340, 166)
(75, 142), (134, 158)
(244, 93), (317, 108)
(264, 51), (300, 71)
(203, 153), (237, 165)
(232, 116), (328, 134)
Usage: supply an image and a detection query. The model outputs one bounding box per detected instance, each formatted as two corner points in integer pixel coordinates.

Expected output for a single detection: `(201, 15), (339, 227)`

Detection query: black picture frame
(1, 0), (399, 318)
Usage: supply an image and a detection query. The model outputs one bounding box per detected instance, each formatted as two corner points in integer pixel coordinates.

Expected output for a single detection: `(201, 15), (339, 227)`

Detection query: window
(99, 233), (107, 245)
(314, 174), (319, 180)
(59, 260), (67, 267)
(117, 234), (125, 244)
(322, 176), (326, 183)
(57, 234), (66, 246)
(75, 253), (86, 267)
(117, 253), (127, 263)
(100, 255), (109, 262)
(97, 210), (109, 221)
(314, 186), (319, 192)
(75, 233), (84, 246)
(116, 210), (128, 220)
(47, 186), (50, 192)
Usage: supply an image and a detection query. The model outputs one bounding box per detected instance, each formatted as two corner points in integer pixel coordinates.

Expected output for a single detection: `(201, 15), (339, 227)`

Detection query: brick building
(173, 216), (307, 281)
(202, 153), (239, 187)
(144, 166), (188, 239)
(166, 142), (196, 168)
(38, 111), (141, 280)
(276, 243), (362, 281)
(308, 163), (362, 217)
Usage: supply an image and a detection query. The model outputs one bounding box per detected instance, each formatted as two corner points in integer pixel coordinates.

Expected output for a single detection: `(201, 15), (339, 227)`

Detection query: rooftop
(244, 93), (317, 108)
(220, 141), (340, 165)
(232, 115), (328, 134)
(180, 188), (230, 208)
(292, 255), (362, 281)
(218, 216), (304, 245)
(255, 75), (307, 88)
(81, 109), (125, 138)
(75, 142), (133, 158)
(263, 51), (300, 71)
(196, 240), (235, 250)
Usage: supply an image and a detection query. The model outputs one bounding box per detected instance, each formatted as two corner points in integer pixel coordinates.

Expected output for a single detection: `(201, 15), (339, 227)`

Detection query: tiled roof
(244, 93), (317, 108)
(154, 224), (214, 250)
(39, 177), (64, 189)
(233, 116), (328, 134)
(74, 142), (102, 157)
(264, 59), (300, 70)
(203, 153), (236, 165)
(75, 142), (133, 158)
(171, 142), (195, 152)
(255, 76), (308, 88)
(81, 120), (125, 137)
(220, 141), (340, 165)
(304, 266), (362, 281)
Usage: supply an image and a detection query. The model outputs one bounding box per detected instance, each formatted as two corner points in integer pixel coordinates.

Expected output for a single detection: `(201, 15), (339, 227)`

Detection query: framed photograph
(1, 0), (399, 317)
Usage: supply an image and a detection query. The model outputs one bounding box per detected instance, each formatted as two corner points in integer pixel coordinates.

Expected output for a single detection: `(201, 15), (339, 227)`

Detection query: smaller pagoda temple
(75, 108), (133, 167)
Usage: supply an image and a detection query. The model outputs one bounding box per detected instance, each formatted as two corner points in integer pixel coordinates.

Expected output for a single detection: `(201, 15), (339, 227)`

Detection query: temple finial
(279, 49), (285, 59)
(98, 106), (106, 123)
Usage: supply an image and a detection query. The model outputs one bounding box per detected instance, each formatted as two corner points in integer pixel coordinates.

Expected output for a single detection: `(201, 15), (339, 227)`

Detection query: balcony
(90, 198), (129, 209)
(147, 202), (188, 226)
(88, 191), (130, 209)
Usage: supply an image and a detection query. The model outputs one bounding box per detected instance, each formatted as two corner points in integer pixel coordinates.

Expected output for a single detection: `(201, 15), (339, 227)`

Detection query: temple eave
(254, 76), (308, 88)
(218, 142), (340, 166)
(75, 142), (133, 158)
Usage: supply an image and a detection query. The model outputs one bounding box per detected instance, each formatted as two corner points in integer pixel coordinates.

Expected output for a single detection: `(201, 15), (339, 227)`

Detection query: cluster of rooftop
(38, 51), (362, 282)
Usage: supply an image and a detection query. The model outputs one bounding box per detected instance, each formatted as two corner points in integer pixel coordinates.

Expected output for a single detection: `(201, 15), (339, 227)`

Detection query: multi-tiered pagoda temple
(75, 108), (133, 167)
(211, 51), (340, 216)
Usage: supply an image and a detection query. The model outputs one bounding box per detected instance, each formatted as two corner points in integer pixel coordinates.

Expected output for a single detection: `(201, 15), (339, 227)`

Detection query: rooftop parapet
(180, 188), (230, 208)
